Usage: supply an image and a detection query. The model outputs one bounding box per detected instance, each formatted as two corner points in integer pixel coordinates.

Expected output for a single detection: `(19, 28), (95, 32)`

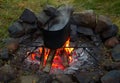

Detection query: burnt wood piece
(43, 50), (56, 73)
(39, 47), (45, 70)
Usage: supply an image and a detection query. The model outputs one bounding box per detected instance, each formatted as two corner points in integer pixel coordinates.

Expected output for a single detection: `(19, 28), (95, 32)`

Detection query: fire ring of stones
(0, 5), (120, 83)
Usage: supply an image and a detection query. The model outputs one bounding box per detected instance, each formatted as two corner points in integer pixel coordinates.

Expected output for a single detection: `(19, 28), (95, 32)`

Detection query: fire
(30, 37), (74, 70)
(64, 38), (74, 54)
(43, 49), (50, 66)
(52, 55), (65, 70)
(31, 53), (36, 60)
(64, 38), (74, 63)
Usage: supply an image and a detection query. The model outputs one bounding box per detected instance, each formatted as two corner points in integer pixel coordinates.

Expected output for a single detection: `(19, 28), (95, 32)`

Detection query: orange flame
(64, 38), (74, 63)
(43, 49), (50, 66)
(30, 37), (74, 70)
(31, 53), (36, 60)
(64, 38), (74, 54)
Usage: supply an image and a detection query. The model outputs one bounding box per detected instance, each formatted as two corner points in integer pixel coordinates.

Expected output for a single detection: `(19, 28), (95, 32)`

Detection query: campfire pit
(1, 4), (120, 83)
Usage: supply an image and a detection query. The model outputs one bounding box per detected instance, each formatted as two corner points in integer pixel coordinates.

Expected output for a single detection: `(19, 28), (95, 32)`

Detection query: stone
(101, 24), (118, 41)
(0, 48), (13, 61)
(21, 22), (38, 34)
(55, 74), (74, 83)
(52, 80), (60, 83)
(8, 20), (38, 38)
(0, 64), (16, 82)
(6, 38), (19, 53)
(21, 75), (39, 83)
(19, 9), (37, 24)
(90, 34), (102, 46)
(37, 74), (53, 83)
(77, 26), (94, 36)
(32, 30), (42, 39)
(103, 62), (120, 70)
(95, 15), (112, 33)
(104, 37), (119, 48)
(74, 71), (102, 83)
(111, 44), (120, 61)
(8, 21), (25, 38)
(71, 10), (96, 29)
(101, 70), (120, 83)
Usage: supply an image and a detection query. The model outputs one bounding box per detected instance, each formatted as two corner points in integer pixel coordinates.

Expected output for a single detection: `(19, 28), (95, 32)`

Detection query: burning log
(43, 50), (56, 73)
(39, 47), (45, 70)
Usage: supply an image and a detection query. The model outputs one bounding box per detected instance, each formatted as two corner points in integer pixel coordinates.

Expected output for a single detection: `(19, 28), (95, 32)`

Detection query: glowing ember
(31, 53), (36, 60)
(29, 38), (74, 71)
(52, 55), (65, 70)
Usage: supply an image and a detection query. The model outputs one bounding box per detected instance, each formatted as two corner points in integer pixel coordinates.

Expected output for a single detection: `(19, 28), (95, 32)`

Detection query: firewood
(39, 47), (45, 70)
(43, 50), (56, 73)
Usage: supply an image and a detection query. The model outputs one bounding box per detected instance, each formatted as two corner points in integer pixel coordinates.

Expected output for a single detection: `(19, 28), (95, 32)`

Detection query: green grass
(0, 0), (120, 48)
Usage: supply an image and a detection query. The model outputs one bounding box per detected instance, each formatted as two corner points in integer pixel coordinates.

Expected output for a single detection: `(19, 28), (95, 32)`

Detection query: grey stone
(104, 37), (119, 48)
(101, 70), (120, 83)
(16, 34), (32, 44)
(111, 44), (120, 61)
(21, 75), (39, 83)
(71, 10), (96, 29)
(95, 15), (112, 33)
(101, 24), (118, 41)
(74, 71), (102, 83)
(5, 38), (19, 53)
(0, 64), (16, 82)
(0, 48), (13, 61)
(22, 22), (38, 34)
(90, 35), (102, 46)
(52, 80), (60, 83)
(19, 9), (37, 24)
(8, 21), (38, 38)
(55, 74), (74, 83)
(37, 74), (53, 83)
(103, 62), (120, 70)
(77, 26), (94, 36)
(8, 21), (24, 38)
